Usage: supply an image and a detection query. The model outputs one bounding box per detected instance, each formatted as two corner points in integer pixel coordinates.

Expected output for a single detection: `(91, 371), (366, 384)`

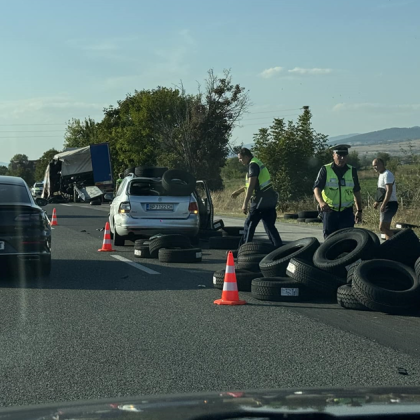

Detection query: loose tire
(213, 219), (224, 231)
(286, 258), (345, 298)
(209, 236), (241, 250)
(134, 166), (168, 178)
(352, 260), (420, 314)
(305, 218), (321, 223)
(237, 253), (267, 272)
(212, 269), (261, 292)
(328, 227), (380, 248)
(251, 277), (308, 302)
(162, 169), (196, 196)
(313, 229), (374, 278)
(222, 226), (245, 237)
(149, 234), (191, 258)
(158, 248), (202, 263)
(283, 213), (298, 220)
(337, 284), (369, 310)
(298, 210), (319, 219)
(238, 242), (276, 256)
(259, 237), (320, 277)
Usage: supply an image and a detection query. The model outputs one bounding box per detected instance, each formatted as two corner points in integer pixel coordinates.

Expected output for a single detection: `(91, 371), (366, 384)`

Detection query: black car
(0, 176), (51, 276)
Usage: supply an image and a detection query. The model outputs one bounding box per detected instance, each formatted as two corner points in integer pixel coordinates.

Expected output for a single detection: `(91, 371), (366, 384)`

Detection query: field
(213, 163), (420, 234)
(351, 139), (420, 156)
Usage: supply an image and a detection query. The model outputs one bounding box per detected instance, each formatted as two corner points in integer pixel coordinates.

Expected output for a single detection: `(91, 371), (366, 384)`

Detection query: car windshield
(0, 184), (31, 204)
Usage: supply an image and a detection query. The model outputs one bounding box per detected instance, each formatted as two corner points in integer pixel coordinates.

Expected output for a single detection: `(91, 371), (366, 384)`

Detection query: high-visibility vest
(245, 157), (272, 194)
(321, 163), (355, 211)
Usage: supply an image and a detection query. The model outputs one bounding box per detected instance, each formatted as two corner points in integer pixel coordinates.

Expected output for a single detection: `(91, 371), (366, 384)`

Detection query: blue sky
(0, 0), (419, 164)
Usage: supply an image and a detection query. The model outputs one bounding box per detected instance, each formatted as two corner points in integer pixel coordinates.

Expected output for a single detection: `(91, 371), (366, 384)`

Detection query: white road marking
(111, 255), (160, 275)
(61, 204), (73, 207)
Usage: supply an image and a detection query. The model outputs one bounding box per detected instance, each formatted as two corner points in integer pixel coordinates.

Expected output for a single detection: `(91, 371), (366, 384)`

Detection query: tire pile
(134, 234), (202, 263)
(283, 210), (322, 224)
(213, 227), (420, 315)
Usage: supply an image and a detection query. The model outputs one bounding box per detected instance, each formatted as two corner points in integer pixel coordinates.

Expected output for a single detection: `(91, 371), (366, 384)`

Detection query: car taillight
(188, 202), (198, 214)
(15, 214), (42, 222)
(118, 202), (131, 214)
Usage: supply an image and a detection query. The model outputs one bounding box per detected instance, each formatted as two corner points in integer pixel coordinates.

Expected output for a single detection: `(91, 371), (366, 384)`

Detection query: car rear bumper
(0, 251), (51, 264)
(114, 214), (199, 238)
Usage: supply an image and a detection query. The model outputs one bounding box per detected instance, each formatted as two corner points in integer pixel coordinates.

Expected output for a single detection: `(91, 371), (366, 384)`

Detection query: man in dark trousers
(313, 144), (363, 239)
(232, 148), (283, 248)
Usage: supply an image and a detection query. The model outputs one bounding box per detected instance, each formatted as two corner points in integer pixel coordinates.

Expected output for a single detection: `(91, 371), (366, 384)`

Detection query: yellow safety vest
(322, 163), (355, 211)
(245, 157), (272, 194)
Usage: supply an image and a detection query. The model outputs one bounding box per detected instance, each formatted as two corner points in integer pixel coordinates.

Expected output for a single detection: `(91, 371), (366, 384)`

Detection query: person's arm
(354, 191), (362, 223)
(231, 186), (245, 199)
(313, 167), (330, 211)
(242, 177), (257, 214)
(380, 184), (393, 212)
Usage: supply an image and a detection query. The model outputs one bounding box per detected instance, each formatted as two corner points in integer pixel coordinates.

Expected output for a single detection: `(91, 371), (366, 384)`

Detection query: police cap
(330, 144), (351, 155)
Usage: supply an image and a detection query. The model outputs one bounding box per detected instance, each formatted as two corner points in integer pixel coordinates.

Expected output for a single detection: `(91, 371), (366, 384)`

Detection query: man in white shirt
(372, 158), (398, 239)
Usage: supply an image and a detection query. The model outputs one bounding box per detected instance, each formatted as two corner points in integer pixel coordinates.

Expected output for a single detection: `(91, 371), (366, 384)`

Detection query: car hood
(3, 387), (420, 420)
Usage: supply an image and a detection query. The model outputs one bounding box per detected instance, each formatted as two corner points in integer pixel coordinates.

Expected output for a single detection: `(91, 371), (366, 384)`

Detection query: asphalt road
(1, 203), (420, 407)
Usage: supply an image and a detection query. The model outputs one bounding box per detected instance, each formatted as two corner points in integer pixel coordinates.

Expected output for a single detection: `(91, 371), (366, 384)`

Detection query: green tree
(0, 166), (8, 175)
(347, 150), (360, 168)
(64, 117), (99, 149)
(253, 108), (329, 201)
(221, 156), (248, 180)
(8, 154), (35, 186)
(377, 152), (391, 165)
(35, 148), (59, 181)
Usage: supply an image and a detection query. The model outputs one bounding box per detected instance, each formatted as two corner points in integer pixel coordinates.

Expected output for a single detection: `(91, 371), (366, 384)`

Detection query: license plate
(146, 203), (174, 211)
(0, 241), (4, 251)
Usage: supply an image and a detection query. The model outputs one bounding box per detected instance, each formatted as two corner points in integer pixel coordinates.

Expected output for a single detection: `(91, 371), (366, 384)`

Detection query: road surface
(0, 203), (419, 407)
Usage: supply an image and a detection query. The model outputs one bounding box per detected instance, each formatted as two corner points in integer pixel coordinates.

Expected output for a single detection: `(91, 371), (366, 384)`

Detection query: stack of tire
(283, 210), (321, 224)
(208, 226), (244, 250)
(134, 234), (202, 263)
(212, 242), (276, 292)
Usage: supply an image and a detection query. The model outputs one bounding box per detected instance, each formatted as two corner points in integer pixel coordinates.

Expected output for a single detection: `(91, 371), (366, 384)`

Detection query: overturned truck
(42, 143), (113, 203)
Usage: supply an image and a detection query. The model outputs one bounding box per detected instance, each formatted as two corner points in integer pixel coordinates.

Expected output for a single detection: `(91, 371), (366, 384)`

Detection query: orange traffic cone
(214, 251), (246, 306)
(50, 208), (58, 226)
(98, 222), (116, 252)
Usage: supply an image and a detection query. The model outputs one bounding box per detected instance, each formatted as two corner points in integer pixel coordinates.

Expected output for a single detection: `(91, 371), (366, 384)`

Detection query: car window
(0, 184), (31, 203)
(116, 178), (128, 197)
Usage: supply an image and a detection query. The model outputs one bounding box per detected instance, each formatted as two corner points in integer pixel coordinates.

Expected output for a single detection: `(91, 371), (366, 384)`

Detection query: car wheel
(113, 222), (125, 246)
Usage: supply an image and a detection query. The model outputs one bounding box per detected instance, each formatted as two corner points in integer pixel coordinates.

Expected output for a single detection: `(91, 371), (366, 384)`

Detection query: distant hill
(329, 133), (360, 143)
(329, 127), (420, 146)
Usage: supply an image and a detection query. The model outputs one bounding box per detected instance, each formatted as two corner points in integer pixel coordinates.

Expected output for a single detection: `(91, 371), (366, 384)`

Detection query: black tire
(209, 236), (241, 250)
(286, 258), (345, 298)
(237, 253), (266, 272)
(134, 166), (168, 178)
(352, 260), (420, 313)
(158, 248), (202, 263)
(376, 228), (420, 267)
(297, 218), (306, 223)
(162, 169), (196, 196)
(213, 219), (224, 231)
(222, 226), (244, 237)
(134, 239), (149, 247)
(328, 227), (380, 248)
(259, 237), (320, 278)
(283, 213), (298, 220)
(346, 259), (362, 284)
(305, 218), (321, 223)
(298, 210), (319, 219)
(238, 242), (276, 256)
(313, 229), (374, 278)
(337, 285), (370, 311)
(251, 277), (308, 302)
(415, 256), (420, 279)
(190, 235), (200, 246)
(212, 269), (261, 292)
(124, 167), (135, 177)
(149, 234), (191, 258)
(134, 244), (151, 258)
(199, 229), (223, 240)
(113, 226), (125, 246)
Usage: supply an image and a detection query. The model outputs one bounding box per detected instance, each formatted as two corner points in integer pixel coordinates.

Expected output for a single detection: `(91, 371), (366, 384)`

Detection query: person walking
(313, 144), (363, 238)
(372, 158), (398, 239)
(232, 148), (283, 248)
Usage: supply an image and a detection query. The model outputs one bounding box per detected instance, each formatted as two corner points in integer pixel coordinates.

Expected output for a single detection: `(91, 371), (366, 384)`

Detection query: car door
(195, 180), (214, 230)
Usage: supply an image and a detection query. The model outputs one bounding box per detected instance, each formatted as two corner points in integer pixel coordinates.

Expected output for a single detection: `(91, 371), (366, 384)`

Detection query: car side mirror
(104, 193), (114, 202)
(35, 198), (48, 207)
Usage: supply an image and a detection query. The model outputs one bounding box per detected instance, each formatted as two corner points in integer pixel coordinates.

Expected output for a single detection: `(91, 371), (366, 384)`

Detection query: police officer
(232, 148), (283, 248)
(313, 145), (363, 238)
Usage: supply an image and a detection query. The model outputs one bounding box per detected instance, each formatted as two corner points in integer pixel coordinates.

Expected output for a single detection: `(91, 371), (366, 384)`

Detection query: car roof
(0, 176), (27, 186)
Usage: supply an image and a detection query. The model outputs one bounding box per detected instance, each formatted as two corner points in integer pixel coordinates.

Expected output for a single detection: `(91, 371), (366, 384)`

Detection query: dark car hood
(3, 387), (420, 420)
